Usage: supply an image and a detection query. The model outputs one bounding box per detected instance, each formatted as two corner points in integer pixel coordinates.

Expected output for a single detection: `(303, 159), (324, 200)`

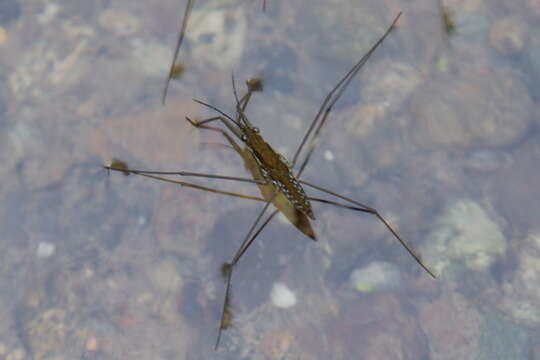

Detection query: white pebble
(36, 242), (55, 258)
(350, 261), (400, 293)
(270, 282), (297, 308)
(324, 150), (334, 161)
(37, 3), (60, 24)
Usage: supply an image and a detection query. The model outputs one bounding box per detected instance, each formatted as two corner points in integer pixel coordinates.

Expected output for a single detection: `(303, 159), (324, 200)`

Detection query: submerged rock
(349, 261), (401, 293)
(498, 231), (540, 326)
(186, 6), (247, 69)
(424, 200), (507, 275)
(409, 68), (533, 150)
(270, 282), (298, 308)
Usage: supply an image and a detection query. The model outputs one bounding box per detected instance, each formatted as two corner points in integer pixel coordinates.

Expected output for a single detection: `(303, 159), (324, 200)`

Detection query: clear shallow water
(1, 0), (539, 358)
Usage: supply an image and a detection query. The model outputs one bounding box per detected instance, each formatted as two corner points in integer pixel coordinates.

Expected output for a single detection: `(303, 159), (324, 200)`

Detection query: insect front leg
(185, 116), (246, 155)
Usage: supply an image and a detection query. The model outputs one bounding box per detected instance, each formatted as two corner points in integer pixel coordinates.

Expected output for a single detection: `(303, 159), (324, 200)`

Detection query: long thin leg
(104, 166), (265, 184)
(105, 166), (265, 202)
(292, 13), (402, 174)
(191, 106), (297, 343)
(232, 200), (278, 266)
(216, 208), (279, 349)
(185, 116), (276, 204)
(197, 91), (318, 242)
(215, 265), (233, 349)
(191, 82), (278, 348)
(162, 0), (195, 104)
(220, 192), (279, 283)
(185, 117), (244, 156)
(231, 72), (243, 112)
(216, 193), (278, 348)
(308, 197), (373, 213)
(190, 94), (277, 258)
(187, 112), (244, 140)
(192, 76), (258, 141)
(301, 180), (375, 211)
(106, 113), (268, 202)
(234, 93), (255, 129)
(301, 179), (436, 278)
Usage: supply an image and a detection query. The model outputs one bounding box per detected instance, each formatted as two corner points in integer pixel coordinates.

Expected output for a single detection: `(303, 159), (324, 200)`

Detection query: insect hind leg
(301, 180), (436, 278)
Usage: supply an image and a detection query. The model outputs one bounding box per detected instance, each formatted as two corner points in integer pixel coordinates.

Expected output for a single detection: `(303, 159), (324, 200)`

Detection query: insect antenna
(232, 72), (242, 108)
(231, 72), (249, 125)
(231, 73), (261, 129)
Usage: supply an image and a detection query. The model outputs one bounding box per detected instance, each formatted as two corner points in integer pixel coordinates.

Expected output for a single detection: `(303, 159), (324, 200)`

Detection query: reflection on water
(1, 0), (540, 358)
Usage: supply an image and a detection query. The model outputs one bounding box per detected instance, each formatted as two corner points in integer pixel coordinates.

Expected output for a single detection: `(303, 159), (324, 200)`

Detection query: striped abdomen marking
(245, 130), (314, 219)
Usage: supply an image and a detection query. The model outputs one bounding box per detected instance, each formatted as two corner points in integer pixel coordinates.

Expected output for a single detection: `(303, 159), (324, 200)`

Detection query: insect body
(240, 123), (317, 239)
(187, 79), (318, 239)
(239, 115), (314, 219)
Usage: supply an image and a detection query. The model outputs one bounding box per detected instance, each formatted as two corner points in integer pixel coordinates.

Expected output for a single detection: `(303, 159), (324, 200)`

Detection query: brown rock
(409, 68), (532, 150)
(419, 292), (481, 360)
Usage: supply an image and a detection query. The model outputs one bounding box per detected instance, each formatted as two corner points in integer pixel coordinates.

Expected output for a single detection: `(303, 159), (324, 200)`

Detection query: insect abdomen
(248, 134), (314, 219)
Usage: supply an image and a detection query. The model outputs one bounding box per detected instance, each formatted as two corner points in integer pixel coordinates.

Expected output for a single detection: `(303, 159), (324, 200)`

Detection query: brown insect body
(242, 126), (315, 220)
(240, 138), (316, 240)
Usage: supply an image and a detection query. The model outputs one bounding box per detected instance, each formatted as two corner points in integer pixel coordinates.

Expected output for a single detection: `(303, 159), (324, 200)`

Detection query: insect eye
(241, 134), (248, 142)
(253, 127), (260, 133)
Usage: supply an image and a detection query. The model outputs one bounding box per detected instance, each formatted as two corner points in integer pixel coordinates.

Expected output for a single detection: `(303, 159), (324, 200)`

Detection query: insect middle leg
(104, 165), (264, 201)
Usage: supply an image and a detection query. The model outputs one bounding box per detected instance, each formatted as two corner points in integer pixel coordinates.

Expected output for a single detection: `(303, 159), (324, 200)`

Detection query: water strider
(105, 11), (436, 348)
